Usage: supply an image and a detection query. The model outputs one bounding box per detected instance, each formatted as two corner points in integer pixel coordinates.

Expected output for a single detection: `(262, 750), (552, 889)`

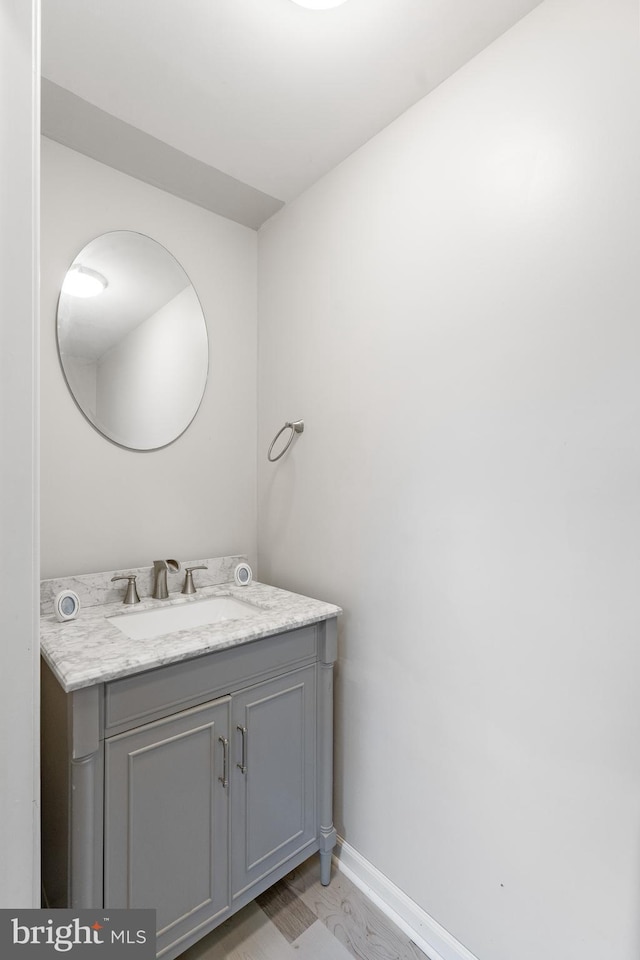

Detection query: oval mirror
(56, 231), (209, 450)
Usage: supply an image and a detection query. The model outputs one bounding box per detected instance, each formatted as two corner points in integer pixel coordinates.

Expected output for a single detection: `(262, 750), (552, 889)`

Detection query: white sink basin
(107, 594), (260, 641)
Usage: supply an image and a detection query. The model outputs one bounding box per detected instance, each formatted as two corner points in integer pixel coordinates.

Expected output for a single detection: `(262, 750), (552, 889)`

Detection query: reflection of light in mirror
(62, 265), (108, 298)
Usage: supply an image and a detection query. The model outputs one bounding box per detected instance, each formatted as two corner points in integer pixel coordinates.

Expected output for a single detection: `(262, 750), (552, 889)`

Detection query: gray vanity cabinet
(230, 664), (317, 900)
(41, 618), (337, 960)
(103, 698), (232, 957)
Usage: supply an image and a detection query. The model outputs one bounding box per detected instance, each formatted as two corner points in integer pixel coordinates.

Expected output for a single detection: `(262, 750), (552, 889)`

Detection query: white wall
(257, 1), (640, 958)
(41, 138), (258, 578)
(0, 0), (40, 907)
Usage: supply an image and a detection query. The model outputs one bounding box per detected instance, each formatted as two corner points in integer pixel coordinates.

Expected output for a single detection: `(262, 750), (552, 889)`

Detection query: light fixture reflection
(62, 265), (108, 298)
(290, 0), (349, 9)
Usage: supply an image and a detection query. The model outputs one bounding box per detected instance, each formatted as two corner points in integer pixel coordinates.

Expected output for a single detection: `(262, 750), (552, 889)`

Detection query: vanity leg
(318, 618), (338, 886)
(320, 850), (332, 886)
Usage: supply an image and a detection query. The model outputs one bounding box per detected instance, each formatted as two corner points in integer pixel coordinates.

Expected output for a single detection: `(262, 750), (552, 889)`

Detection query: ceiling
(42, 0), (543, 229)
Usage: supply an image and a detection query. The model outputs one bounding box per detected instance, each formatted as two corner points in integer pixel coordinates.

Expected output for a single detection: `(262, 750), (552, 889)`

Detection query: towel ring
(268, 420), (304, 462)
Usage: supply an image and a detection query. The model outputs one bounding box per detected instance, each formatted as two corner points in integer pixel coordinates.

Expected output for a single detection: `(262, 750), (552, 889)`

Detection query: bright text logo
(0, 910), (155, 958)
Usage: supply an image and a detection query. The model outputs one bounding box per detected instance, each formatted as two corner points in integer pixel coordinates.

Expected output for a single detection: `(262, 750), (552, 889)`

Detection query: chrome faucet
(152, 559), (180, 600)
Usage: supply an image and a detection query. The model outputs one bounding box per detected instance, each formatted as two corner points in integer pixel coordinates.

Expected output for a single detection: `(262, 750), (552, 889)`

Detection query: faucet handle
(111, 574), (140, 605)
(182, 565), (208, 595)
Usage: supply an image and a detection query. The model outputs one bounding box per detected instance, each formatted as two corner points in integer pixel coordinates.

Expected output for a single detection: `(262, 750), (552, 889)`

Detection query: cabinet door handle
(218, 736), (229, 788)
(236, 725), (247, 774)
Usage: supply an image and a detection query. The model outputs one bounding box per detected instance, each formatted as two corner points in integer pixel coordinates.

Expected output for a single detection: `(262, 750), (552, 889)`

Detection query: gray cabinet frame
(41, 617), (337, 960)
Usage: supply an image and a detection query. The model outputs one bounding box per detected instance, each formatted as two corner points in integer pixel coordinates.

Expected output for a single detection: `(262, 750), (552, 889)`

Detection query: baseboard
(333, 838), (480, 960)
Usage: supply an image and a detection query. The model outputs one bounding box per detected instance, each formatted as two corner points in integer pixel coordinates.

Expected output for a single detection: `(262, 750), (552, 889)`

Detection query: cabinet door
(231, 665), (316, 899)
(104, 697), (231, 956)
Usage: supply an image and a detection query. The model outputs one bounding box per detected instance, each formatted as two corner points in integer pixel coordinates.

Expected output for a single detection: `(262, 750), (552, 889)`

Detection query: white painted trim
(31, 0), (42, 905)
(0, 0), (41, 907)
(333, 838), (480, 960)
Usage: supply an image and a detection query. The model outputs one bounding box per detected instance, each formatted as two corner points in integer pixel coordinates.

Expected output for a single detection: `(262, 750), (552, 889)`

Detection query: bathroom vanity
(41, 557), (340, 960)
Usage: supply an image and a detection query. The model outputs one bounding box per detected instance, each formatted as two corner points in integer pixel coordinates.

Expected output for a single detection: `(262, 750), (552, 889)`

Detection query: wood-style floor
(178, 856), (427, 960)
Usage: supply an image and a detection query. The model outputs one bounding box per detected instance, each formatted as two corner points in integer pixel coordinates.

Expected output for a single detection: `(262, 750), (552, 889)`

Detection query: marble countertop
(41, 581), (341, 693)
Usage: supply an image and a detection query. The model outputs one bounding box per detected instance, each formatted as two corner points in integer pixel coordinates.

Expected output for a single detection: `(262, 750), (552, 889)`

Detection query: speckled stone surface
(41, 574), (341, 693)
(40, 555), (246, 615)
